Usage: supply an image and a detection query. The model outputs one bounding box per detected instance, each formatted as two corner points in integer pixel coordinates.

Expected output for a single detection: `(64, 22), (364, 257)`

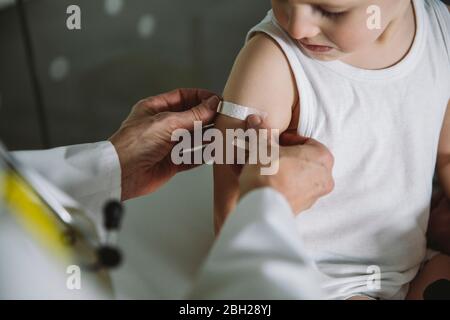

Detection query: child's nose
(287, 7), (321, 40)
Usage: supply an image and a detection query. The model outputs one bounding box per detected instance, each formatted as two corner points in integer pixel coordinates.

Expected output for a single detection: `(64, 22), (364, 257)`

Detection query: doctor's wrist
(109, 133), (139, 201)
(239, 169), (273, 200)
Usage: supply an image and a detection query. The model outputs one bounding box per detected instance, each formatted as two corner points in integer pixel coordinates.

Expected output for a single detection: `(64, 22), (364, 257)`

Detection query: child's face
(271, 0), (410, 61)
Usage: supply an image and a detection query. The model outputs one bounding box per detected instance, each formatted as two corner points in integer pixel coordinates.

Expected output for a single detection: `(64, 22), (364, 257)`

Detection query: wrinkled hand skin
(109, 88), (220, 201)
(427, 190), (450, 255)
(238, 116), (335, 216)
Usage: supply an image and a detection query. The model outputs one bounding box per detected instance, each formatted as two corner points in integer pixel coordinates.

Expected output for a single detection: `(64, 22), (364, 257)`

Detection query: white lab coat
(12, 141), (325, 299)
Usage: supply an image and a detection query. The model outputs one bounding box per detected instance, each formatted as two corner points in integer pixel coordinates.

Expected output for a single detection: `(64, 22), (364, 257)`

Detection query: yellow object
(1, 170), (70, 262)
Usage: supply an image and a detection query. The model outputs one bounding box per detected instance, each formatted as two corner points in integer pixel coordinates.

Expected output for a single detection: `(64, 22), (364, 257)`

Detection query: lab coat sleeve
(188, 187), (326, 299)
(11, 141), (121, 216)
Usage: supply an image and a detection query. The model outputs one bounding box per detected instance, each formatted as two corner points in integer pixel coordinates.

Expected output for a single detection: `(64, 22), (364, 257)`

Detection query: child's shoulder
(220, 33), (298, 132)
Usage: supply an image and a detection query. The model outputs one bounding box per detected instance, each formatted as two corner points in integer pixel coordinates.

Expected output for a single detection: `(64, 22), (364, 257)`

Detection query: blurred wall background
(0, 0), (270, 150)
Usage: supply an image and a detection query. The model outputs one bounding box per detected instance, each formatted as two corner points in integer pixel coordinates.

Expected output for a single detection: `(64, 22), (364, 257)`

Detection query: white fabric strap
(217, 101), (267, 121)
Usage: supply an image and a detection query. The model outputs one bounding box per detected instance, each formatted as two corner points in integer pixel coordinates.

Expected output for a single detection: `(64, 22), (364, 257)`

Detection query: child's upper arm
(438, 100), (450, 158)
(213, 33), (298, 232)
(437, 100), (450, 196)
(215, 33), (298, 155)
(220, 33), (298, 130)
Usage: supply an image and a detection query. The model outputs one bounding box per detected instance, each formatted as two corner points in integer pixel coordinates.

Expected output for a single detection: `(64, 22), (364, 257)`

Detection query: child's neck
(341, 1), (416, 70)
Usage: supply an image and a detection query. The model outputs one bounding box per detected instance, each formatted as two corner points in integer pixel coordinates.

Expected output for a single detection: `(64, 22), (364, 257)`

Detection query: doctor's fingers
(161, 95), (220, 132)
(279, 143), (335, 192)
(279, 131), (310, 146)
(246, 116), (334, 171)
(296, 139), (335, 171)
(134, 88), (218, 116)
(245, 115), (280, 151)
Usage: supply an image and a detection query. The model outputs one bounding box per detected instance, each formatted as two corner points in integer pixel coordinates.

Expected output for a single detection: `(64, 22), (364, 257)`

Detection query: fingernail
(247, 115), (262, 128)
(206, 96), (220, 110)
(260, 112), (269, 120)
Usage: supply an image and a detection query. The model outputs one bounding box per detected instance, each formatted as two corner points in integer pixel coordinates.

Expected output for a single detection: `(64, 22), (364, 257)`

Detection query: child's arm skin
(440, 4), (450, 196)
(214, 33), (299, 234)
(437, 100), (450, 198)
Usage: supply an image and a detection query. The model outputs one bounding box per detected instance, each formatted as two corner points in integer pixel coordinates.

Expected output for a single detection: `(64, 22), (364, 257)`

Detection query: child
(214, 0), (450, 299)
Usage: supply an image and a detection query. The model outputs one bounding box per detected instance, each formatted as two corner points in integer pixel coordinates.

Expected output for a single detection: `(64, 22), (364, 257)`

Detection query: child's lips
(299, 41), (333, 53)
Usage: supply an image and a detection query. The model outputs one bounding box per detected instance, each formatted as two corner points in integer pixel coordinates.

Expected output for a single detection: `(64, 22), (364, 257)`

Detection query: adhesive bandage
(217, 101), (268, 121)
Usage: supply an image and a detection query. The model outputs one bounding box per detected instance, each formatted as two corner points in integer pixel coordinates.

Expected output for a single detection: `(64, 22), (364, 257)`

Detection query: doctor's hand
(109, 88), (220, 201)
(238, 115), (335, 215)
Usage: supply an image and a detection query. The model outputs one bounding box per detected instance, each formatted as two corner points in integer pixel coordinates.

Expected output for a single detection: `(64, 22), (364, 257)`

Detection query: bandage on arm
(217, 101), (268, 121)
(217, 102), (269, 151)
(213, 33), (297, 235)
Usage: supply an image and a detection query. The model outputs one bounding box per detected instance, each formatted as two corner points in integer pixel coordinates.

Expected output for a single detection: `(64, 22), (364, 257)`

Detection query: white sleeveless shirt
(246, 0), (450, 299)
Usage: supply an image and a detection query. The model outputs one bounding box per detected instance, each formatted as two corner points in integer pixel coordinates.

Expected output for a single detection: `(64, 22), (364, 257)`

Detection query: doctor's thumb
(246, 115), (277, 147)
(176, 96), (220, 131)
(279, 132), (310, 146)
(246, 114), (265, 129)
